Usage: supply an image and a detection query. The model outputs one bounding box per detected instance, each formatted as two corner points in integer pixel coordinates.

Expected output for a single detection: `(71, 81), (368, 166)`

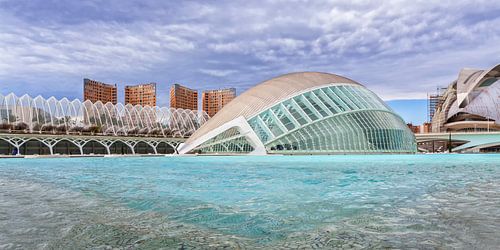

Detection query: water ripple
(0, 154), (499, 249)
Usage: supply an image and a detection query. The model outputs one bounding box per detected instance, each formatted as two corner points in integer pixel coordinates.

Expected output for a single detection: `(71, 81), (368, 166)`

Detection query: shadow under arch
(53, 139), (81, 155)
(135, 141), (155, 154)
(156, 141), (175, 154)
(0, 138), (17, 155)
(109, 140), (134, 154)
(82, 140), (107, 155)
(19, 139), (51, 155)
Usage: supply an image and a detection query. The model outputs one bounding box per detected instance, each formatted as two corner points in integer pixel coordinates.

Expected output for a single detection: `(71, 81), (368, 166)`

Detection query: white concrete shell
(456, 64), (500, 107)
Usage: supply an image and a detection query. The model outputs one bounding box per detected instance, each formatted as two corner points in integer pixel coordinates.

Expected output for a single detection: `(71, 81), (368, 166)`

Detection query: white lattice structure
(0, 93), (209, 137)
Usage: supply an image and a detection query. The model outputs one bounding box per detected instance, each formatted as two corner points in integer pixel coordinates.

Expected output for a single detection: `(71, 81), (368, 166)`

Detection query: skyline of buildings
(77, 75), (459, 127)
(125, 83), (157, 107)
(202, 88), (236, 117)
(82, 79), (236, 114)
(1, 64), (499, 155)
(13, 64), (498, 134)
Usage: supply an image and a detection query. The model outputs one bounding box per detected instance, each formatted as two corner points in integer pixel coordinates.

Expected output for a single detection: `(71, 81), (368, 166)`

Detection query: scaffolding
(427, 87), (447, 123)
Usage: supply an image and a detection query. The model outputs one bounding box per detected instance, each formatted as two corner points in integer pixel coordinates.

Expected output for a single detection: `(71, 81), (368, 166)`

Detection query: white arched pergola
(0, 93), (209, 138)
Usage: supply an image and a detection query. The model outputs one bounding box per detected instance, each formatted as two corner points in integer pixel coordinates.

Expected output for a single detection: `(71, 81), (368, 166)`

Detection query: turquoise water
(1, 154), (500, 249)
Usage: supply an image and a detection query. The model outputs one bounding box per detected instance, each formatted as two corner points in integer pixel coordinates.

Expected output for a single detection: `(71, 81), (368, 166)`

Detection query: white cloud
(199, 69), (237, 77)
(0, 0), (499, 103)
(0, 17), (198, 77)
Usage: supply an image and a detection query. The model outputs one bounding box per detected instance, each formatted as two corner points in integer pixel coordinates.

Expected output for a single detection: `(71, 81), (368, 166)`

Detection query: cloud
(0, 0), (499, 105)
(199, 69), (237, 77)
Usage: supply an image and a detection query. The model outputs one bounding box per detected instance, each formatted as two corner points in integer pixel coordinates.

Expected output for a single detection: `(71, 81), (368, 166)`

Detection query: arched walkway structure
(0, 132), (184, 156)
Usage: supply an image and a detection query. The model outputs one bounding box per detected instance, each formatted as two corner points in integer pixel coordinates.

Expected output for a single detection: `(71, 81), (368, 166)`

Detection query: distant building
(406, 123), (432, 134)
(125, 83), (157, 106)
(427, 87), (447, 122)
(202, 88), (236, 117)
(170, 84), (198, 110)
(420, 122), (432, 133)
(432, 64), (500, 132)
(83, 78), (117, 104)
(407, 123), (420, 134)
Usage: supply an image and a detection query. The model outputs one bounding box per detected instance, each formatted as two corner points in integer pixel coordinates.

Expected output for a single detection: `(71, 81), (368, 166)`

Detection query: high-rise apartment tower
(170, 84), (198, 110)
(83, 78), (117, 104)
(125, 83), (157, 106)
(202, 88), (236, 117)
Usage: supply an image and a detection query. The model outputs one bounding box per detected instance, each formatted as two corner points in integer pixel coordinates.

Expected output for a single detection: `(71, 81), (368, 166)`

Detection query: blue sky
(1, 0), (499, 124)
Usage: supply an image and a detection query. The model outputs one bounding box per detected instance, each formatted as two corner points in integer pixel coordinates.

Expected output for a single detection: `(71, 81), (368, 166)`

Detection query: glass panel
(335, 86), (360, 110)
(271, 106), (295, 131)
(259, 110), (285, 137)
(305, 92), (329, 117)
(248, 118), (271, 142)
(314, 89), (339, 114)
(324, 87), (350, 112)
(282, 100), (308, 125)
(293, 96), (319, 121)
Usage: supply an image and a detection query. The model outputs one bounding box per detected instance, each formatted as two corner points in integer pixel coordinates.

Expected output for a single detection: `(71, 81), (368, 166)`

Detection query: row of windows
(195, 134), (254, 153)
(248, 85), (389, 144)
(194, 127), (241, 149)
(266, 110), (416, 153)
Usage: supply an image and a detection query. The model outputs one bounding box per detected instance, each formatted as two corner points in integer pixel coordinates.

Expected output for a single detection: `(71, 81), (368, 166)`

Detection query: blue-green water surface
(1, 154), (499, 249)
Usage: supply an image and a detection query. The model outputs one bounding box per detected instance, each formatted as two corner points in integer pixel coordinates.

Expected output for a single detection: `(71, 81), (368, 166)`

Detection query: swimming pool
(1, 154), (499, 248)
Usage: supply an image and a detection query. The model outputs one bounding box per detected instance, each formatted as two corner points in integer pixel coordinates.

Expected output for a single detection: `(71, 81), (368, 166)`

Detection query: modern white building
(178, 72), (417, 155)
(432, 63), (500, 132)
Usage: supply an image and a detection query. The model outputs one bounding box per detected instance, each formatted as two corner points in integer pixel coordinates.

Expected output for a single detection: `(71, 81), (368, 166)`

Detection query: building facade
(202, 88), (236, 117)
(431, 64), (500, 133)
(83, 78), (117, 104)
(178, 72), (416, 155)
(420, 122), (432, 133)
(407, 123), (420, 133)
(125, 83), (157, 106)
(170, 84), (198, 110)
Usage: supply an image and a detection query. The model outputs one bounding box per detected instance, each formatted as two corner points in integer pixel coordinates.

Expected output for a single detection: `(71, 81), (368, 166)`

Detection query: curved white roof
(457, 63), (500, 107)
(185, 72), (361, 144)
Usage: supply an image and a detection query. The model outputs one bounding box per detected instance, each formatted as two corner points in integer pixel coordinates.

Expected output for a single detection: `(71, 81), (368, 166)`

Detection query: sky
(1, 0), (499, 125)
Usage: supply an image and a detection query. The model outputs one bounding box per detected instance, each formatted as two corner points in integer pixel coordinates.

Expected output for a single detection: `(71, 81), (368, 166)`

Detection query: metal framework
(0, 93), (209, 138)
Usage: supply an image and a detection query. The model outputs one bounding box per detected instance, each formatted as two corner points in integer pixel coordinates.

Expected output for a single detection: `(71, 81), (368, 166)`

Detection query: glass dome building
(178, 72), (416, 155)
